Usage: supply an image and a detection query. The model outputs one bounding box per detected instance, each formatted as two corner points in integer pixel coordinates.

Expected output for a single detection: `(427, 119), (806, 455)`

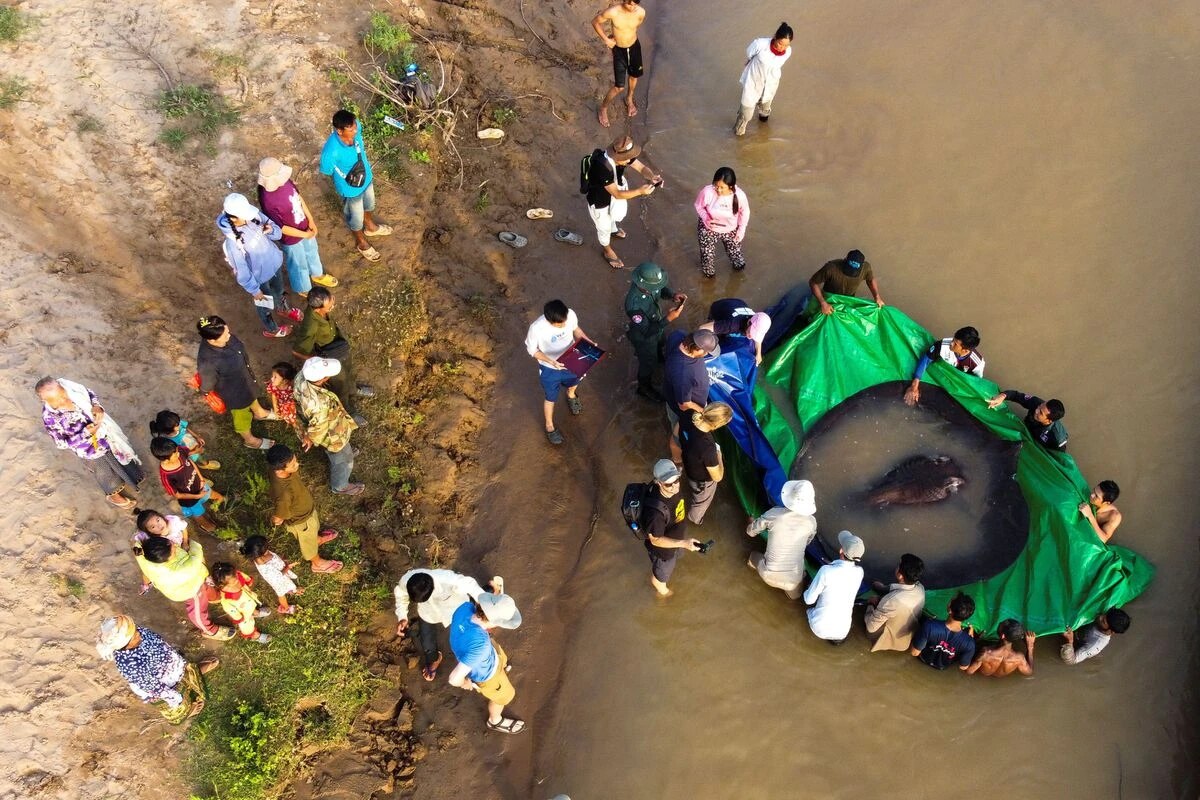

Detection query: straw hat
(257, 157), (294, 192)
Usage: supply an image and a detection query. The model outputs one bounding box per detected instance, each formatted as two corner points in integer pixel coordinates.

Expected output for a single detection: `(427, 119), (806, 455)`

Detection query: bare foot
(627, 100), (638, 118)
(598, 105), (610, 128)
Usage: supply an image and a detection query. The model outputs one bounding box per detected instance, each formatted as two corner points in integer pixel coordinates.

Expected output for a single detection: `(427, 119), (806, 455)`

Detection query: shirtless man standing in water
(592, 0), (647, 127)
(966, 619), (1037, 677)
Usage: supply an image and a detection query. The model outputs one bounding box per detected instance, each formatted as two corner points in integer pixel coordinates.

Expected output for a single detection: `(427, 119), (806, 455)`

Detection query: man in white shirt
(864, 553), (926, 652)
(803, 530), (865, 644)
(395, 568), (486, 681)
(1061, 607), (1131, 665)
(525, 300), (597, 445)
(746, 479), (817, 599)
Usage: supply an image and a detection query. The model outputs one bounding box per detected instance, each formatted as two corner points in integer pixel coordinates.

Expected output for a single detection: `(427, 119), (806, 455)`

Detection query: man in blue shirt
(447, 592), (525, 733)
(910, 592), (977, 670)
(319, 109), (393, 262)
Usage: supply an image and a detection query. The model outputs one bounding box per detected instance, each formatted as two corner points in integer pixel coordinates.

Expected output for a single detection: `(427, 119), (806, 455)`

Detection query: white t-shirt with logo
(525, 310), (579, 368)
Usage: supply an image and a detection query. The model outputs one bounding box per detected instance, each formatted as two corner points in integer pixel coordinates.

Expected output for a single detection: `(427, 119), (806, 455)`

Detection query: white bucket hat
(257, 157), (294, 192)
(780, 480), (816, 515)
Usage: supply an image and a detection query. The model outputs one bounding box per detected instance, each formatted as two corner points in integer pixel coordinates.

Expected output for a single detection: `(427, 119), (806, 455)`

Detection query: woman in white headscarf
(735, 22), (794, 136)
(97, 616), (219, 723)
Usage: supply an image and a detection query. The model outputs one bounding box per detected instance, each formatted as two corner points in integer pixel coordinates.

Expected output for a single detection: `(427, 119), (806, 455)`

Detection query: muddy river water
(532, 2), (1198, 797)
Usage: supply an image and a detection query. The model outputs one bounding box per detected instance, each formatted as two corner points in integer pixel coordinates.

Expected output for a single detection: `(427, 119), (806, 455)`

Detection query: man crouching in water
(966, 619), (1036, 677)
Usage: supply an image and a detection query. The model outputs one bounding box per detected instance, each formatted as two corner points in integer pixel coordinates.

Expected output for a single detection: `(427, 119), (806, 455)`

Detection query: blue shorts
(538, 364), (580, 402)
(178, 485), (212, 517)
(341, 182), (377, 232)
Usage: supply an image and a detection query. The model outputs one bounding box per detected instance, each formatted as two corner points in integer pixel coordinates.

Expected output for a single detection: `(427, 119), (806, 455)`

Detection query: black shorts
(612, 40), (644, 88)
(645, 541), (678, 583)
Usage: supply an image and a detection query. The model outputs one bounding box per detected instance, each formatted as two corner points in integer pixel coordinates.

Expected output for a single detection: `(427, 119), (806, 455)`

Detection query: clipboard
(558, 339), (606, 379)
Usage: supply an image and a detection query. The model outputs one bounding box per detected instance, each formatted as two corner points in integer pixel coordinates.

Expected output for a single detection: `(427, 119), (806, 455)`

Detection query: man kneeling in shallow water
(966, 619), (1036, 677)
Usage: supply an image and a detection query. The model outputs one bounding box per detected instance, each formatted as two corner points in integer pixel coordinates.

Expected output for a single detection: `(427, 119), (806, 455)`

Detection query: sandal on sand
(498, 231), (528, 248)
(199, 656), (221, 674)
(277, 605), (297, 615)
(613, 228), (627, 239)
(263, 326), (292, 338)
(197, 459), (221, 471)
(605, 254), (625, 269)
(312, 560), (344, 574)
(566, 396), (583, 415)
(318, 529), (339, 544)
(554, 229), (584, 246)
(486, 717), (526, 734)
(358, 246), (382, 262)
(311, 274), (339, 288)
(526, 208), (554, 220)
(364, 224), (393, 237)
(245, 437), (276, 450)
(422, 651), (444, 681)
(108, 495), (137, 510)
(477, 128), (505, 140)
(545, 428), (564, 445)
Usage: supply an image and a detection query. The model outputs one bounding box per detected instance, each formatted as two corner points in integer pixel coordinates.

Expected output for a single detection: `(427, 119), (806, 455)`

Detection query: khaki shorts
(285, 509), (320, 560)
(475, 643), (515, 706)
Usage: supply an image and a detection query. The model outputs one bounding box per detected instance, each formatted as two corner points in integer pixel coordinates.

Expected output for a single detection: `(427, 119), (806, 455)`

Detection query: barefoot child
(240, 534), (303, 614)
(210, 561), (272, 644)
(151, 437), (224, 533)
(149, 409), (220, 471)
(131, 508), (190, 596)
(265, 363), (306, 439)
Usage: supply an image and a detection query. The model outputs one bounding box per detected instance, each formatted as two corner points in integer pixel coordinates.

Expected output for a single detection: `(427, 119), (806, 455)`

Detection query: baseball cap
(477, 592), (523, 629)
(780, 480), (816, 515)
(301, 356), (342, 381)
(222, 193), (259, 221)
(838, 529), (866, 560)
(653, 458), (681, 483)
(692, 329), (720, 357)
(844, 249), (866, 273)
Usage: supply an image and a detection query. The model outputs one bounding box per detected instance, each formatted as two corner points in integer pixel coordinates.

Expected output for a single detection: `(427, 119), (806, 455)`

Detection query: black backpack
(579, 148), (607, 194)
(620, 481), (656, 539)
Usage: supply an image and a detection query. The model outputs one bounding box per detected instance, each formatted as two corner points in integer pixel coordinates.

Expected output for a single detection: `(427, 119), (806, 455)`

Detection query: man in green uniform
(292, 286), (373, 424)
(624, 261), (686, 402)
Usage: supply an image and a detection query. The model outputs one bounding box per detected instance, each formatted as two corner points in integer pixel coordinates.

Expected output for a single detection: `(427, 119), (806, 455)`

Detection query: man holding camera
(640, 459), (704, 598)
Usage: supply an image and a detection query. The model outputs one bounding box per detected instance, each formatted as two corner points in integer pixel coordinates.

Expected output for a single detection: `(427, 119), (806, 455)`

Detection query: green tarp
(729, 295), (1154, 635)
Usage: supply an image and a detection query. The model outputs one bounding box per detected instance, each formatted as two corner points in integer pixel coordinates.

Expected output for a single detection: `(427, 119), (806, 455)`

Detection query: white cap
(477, 592), (523, 629)
(838, 530), (865, 560)
(780, 480), (816, 515)
(302, 356), (342, 381)
(222, 192), (259, 221)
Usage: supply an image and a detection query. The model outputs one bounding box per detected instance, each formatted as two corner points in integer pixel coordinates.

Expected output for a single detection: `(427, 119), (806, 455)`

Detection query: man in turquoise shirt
(319, 109), (393, 262)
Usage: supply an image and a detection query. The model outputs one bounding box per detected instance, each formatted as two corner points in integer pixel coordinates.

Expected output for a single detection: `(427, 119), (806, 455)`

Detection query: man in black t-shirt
(910, 592), (977, 671)
(681, 403), (733, 525)
(641, 459), (702, 598)
(585, 136), (660, 269)
(986, 390), (1068, 451)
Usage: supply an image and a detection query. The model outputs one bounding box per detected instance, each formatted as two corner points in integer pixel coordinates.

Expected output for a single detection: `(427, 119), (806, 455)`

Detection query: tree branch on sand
(337, 28), (466, 188)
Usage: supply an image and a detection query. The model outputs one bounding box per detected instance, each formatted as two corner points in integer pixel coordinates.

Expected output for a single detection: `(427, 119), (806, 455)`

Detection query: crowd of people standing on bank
(32, 3), (1136, 749)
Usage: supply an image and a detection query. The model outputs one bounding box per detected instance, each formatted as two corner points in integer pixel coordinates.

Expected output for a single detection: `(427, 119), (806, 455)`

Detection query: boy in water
(966, 619), (1036, 677)
(1079, 480), (1122, 543)
(592, 0), (646, 127)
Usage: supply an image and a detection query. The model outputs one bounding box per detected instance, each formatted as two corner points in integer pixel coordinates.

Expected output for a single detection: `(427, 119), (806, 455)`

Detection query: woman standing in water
(735, 22), (794, 136)
(693, 167), (750, 277)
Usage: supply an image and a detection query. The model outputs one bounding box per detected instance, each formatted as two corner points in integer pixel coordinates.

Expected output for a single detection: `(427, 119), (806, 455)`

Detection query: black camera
(696, 539), (715, 554)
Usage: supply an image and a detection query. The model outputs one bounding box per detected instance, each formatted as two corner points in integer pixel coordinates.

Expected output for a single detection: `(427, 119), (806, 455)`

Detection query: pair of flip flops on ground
(499, 228), (587, 248)
(498, 208), (560, 248)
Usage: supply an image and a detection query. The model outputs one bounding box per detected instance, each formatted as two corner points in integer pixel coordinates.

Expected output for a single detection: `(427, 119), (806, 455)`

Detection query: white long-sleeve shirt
(1060, 625), (1112, 665)
(747, 507), (816, 590)
(394, 569), (486, 627)
(803, 559), (863, 640)
(739, 37), (793, 108)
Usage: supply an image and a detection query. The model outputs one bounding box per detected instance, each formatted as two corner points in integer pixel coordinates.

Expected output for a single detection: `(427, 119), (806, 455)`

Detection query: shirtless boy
(1079, 480), (1122, 543)
(592, 0), (647, 127)
(966, 619), (1036, 678)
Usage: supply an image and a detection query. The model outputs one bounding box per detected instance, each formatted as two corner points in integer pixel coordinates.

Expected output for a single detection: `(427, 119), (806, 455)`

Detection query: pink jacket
(694, 184), (750, 241)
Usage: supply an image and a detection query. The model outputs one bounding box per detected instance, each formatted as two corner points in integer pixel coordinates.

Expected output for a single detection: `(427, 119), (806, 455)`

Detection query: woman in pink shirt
(693, 167), (750, 277)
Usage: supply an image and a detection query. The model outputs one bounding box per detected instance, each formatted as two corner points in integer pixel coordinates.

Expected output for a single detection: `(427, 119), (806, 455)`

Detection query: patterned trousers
(697, 219), (746, 276)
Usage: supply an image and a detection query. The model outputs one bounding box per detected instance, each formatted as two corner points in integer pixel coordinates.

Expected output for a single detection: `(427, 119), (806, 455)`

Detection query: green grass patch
(408, 149), (430, 164)
(362, 11), (415, 66)
(0, 7), (27, 42)
(75, 113), (103, 133)
(183, 422), (387, 800)
(473, 188), (491, 213)
(156, 84), (239, 149)
(52, 574), (86, 598)
(0, 76), (28, 109)
(491, 106), (517, 127)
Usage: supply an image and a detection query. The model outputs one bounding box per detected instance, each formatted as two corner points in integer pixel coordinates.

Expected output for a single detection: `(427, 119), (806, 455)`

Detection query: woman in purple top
(37, 376), (145, 508)
(256, 157), (339, 296)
